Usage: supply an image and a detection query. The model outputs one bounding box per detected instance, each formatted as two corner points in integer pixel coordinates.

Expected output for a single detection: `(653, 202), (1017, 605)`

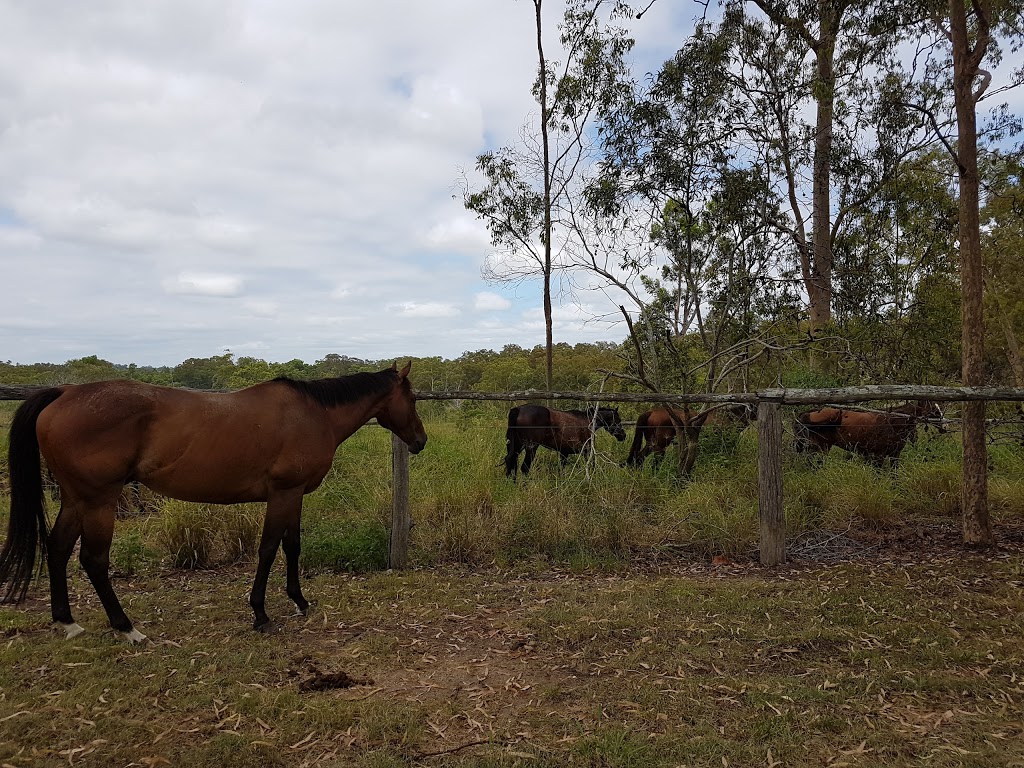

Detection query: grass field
(2, 402), (1024, 765)
(2, 549), (1024, 767)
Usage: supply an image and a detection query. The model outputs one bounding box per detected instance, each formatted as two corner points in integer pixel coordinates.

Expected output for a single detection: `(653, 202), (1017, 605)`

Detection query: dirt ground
(3, 521), (1024, 767)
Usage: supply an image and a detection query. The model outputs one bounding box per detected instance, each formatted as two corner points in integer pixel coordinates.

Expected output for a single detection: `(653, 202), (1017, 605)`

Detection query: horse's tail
(0, 388), (63, 603)
(504, 407), (521, 475)
(626, 411), (650, 466)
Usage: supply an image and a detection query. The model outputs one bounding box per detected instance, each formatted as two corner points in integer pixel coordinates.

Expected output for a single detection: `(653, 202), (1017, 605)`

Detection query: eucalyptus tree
(462, 0), (633, 395)
(575, 19), (794, 392)
(542, 18), (799, 475)
(723, 1), (919, 348)
(948, 0), (1023, 546)
(892, 0), (1022, 546)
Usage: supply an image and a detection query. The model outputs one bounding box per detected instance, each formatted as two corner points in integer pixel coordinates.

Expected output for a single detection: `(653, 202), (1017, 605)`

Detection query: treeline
(0, 344), (632, 393)
(1, 310), (1017, 397)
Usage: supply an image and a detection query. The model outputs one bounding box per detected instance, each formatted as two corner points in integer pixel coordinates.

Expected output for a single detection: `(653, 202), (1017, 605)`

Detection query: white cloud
(242, 300), (279, 317)
(396, 301), (461, 318)
(474, 292), (511, 311)
(163, 272), (244, 297)
(423, 215), (490, 255)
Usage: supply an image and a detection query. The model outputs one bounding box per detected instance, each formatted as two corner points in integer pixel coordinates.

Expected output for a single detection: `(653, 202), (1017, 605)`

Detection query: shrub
(159, 501), (219, 569)
(219, 504), (263, 562)
(301, 518), (389, 573)
(111, 530), (159, 576)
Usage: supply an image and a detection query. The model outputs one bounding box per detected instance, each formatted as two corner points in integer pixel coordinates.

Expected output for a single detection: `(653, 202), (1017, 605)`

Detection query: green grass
(2, 410), (1024, 570)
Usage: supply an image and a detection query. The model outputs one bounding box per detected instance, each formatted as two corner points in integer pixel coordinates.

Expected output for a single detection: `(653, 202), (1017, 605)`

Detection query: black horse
(504, 404), (626, 480)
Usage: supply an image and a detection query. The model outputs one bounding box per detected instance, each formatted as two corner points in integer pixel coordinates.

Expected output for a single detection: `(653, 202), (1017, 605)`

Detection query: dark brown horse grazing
(625, 403), (754, 468)
(793, 400), (943, 465)
(0, 362), (427, 641)
(504, 404), (626, 480)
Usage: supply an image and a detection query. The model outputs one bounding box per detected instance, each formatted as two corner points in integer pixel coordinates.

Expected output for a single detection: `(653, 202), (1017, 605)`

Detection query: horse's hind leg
(47, 503), (83, 638)
(79, 500), (145, 642)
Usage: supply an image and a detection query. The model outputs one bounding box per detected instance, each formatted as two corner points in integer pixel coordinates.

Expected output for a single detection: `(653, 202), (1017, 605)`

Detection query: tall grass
(1, 408), (1023, 574)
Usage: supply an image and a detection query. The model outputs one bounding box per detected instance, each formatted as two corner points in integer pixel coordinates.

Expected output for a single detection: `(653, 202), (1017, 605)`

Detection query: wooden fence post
(757, 399), (786, 566)
(389, 434), (411, 569)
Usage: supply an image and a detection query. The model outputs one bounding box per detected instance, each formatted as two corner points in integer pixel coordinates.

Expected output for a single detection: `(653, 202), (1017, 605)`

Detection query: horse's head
(376, 361), (428, 454)
(596, 407), (627, 441)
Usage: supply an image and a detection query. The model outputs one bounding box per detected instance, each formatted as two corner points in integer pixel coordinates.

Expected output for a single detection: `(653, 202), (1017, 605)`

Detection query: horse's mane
(273, 368), (398, 407)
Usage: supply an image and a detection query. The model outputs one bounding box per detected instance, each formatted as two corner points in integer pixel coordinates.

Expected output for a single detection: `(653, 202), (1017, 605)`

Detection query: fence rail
(6, 383), (1024, 404)
(4, 383), (1024, 568)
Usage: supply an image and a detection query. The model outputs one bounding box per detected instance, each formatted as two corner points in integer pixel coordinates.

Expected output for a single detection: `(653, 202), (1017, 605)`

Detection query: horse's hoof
(253, 618), (273, 633)
(60, 622), (85, 640)
(123, 628), (148, 644)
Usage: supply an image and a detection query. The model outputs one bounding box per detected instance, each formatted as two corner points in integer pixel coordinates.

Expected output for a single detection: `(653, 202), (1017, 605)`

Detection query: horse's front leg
(251, 487), (304, 631)
(520, 445), (538, 476)
(505, 437), (521, 479)
(282, 499), (309, 616)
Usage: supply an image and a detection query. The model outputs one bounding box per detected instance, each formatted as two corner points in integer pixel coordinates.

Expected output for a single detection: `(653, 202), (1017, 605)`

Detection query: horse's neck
(325, 392), (388, 446)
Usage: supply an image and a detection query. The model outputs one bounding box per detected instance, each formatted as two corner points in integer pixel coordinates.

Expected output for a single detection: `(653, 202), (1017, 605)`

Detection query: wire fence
(3, 383), (1024, 566)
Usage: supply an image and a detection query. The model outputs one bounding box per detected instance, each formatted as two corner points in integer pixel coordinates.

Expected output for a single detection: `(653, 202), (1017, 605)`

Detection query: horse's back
(510, 404), (551, 428)
(836, 410), (915, 456)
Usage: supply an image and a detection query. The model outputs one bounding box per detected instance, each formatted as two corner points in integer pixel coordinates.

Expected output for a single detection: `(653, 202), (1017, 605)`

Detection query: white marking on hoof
(61, 622), (85, 640)
(124, 628), (148, 644)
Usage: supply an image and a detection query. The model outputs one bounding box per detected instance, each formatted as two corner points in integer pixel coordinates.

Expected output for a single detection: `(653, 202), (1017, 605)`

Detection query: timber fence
(4, 384), (1024, 568)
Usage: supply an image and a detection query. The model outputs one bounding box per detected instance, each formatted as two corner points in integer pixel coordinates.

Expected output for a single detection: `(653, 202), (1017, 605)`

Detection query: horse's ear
(398, 360), (412, 379)
(390, 361), (398, 371)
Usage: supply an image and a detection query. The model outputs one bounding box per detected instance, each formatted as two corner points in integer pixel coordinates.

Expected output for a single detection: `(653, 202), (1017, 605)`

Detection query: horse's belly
(839, 427), (897, 454)
(139, 463), (270, 504)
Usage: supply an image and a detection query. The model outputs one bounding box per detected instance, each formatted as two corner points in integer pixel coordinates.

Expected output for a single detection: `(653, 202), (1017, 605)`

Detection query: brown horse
(504, 404), (626, 480)
(625, 403), (754, 468)
(0, 362), (427, 641)
(793, 400), (943, 465)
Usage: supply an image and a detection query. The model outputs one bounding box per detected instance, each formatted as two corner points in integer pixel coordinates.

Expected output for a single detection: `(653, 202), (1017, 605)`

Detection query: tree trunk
(949, 0), (992, 547)
(534, 0), (555, 402)
(997, 307), (1024, 387)
(809, 33), (836, 337)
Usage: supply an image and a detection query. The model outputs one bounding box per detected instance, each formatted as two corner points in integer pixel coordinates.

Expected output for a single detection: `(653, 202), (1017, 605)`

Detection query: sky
(0, 0), (698, 367)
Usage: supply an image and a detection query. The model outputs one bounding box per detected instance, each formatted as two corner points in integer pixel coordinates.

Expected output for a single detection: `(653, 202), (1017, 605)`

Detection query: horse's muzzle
(407, 436), (427, 454)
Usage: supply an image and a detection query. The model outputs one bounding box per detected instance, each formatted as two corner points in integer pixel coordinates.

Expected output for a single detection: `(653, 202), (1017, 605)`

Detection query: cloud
(163, 272), (244, 297)
(396, 301), (461, 318)
(423, 215), (490, 255)
(474, 292), (511, 311)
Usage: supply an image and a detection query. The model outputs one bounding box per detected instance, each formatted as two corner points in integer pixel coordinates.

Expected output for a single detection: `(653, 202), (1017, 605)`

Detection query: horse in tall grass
(0, 362), (427, 641)
(504, 404), (626, 480)
(793, 400), (943, 465)
(625, 403), (755, 468)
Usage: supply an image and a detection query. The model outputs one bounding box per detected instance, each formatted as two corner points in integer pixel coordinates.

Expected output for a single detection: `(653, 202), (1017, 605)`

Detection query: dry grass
(2, 542), (1024, 767)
